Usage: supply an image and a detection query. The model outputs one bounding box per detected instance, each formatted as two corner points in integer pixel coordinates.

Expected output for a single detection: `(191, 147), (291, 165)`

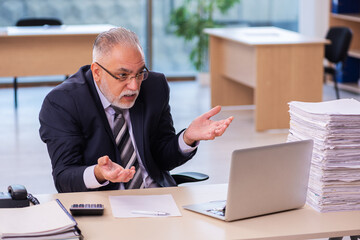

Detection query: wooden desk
(0, 24), (115, 77)
(204, 27), (327, 131)
(36, 184), (360, 240)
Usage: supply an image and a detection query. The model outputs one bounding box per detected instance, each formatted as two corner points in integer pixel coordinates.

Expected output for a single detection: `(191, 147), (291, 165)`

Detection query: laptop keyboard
(207, 204), (226, 216)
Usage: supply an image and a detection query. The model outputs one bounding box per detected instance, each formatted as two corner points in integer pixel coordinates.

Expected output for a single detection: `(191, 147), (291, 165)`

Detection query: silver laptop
(183, 139), (313, 222)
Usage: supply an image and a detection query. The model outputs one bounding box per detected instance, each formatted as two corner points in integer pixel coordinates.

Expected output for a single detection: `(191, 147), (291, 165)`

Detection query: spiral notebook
(0, 199), (82, 239)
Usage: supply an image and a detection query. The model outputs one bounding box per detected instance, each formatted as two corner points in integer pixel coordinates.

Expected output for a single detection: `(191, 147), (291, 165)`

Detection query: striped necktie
(112, 107), (144, 189)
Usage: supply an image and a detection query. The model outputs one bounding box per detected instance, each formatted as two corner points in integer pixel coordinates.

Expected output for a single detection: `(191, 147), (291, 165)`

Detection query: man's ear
(91, 63), (101, 82)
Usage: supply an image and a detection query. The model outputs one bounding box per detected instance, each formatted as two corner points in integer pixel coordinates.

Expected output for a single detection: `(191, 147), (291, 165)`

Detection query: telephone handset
(0, 184), (40, 208)
(8, 184), (28, 200)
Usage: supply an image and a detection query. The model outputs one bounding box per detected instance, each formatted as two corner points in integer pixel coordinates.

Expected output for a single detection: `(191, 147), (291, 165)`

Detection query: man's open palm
(183, 106), (233, 146)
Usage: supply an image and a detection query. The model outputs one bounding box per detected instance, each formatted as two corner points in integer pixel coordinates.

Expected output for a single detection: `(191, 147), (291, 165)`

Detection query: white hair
(92, 27), (143, 62)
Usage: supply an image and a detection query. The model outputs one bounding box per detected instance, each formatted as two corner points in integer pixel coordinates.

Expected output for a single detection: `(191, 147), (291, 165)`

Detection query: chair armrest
(171, 172), (209, 185)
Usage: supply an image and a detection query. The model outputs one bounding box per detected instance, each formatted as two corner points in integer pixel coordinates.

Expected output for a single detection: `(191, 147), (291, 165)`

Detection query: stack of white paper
(287, 98), (360, 212)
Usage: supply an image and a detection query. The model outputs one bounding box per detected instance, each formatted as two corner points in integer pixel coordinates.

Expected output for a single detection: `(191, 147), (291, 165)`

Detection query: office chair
(329, 236), (360, 240)
(324, 26), (352, 99)
(12, 18), (63, 108)
(16, 18), (62, 27)
(172, 172), (209, 185)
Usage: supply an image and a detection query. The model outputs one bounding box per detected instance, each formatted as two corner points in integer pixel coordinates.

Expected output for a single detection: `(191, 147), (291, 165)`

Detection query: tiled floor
(0, 80), (358, 240)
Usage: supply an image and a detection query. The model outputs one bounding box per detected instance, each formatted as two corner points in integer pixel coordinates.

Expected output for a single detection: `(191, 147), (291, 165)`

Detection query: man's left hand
(183, 105), (234, 146)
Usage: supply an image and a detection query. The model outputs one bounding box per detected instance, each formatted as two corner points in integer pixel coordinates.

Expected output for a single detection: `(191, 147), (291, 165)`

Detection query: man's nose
(126, 77), (140, 90)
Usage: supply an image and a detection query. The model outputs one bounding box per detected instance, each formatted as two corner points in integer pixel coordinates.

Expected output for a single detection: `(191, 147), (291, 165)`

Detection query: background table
(36, 184), (360, 240)
(0, 24), (115, 77)
(205, 27), (327, 131)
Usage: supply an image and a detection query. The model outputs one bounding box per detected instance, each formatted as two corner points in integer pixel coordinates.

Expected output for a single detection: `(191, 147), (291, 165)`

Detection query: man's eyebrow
(137, 65), (146, 72)
(116, 65), (146, 73)
(116, 67), (132, 73)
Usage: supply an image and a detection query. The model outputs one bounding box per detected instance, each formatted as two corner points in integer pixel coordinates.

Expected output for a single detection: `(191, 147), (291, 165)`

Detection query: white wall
(299, 0), (330, 38)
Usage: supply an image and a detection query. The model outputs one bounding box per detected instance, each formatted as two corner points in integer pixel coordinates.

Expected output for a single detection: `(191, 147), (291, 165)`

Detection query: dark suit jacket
(39, 65), (196, 193)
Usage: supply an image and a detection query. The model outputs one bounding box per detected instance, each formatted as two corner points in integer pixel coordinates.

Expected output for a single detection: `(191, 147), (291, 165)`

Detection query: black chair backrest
(325, 26), (352, 64)
(16, 18), (62, 27)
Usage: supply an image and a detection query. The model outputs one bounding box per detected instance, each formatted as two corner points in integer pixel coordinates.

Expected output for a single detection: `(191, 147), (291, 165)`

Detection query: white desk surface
(0, 24), (115, 37)
(35, 184), (360, 240)
(204, 26), (328, 46)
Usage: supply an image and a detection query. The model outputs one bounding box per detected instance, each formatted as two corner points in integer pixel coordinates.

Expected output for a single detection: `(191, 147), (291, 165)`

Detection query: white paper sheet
(109, 194), (181, 218)
(289, 98), (360, 115)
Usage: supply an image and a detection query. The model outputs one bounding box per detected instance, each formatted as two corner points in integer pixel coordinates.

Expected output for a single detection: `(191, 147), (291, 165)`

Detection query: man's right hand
(94, 156), (135, 183)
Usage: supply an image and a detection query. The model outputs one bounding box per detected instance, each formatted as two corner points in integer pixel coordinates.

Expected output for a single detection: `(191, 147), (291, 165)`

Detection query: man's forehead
(102, 44), (145, 68)
(111, 42), (143, 54)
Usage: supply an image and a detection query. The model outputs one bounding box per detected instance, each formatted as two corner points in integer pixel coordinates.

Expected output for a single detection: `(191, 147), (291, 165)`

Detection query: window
(0, 0), (298, 79)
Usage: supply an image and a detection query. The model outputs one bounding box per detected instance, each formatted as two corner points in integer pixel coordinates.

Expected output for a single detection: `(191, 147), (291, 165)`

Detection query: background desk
(37, 184), (360, 240)
(205, 27), (327, 131)
(0, 24), (114, 77)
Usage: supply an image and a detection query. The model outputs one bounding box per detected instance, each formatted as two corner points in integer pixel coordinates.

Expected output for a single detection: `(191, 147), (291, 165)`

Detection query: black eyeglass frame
(95, 62), (149, 82)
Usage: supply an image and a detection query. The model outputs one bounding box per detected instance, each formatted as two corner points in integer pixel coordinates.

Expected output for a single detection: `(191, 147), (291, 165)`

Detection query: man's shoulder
(40, 65), (98, 118)
(141, 71), (167, 90)
(48, 65), (93, 97)
(147, 71), (165, 80)
(137, 71), (169, 104)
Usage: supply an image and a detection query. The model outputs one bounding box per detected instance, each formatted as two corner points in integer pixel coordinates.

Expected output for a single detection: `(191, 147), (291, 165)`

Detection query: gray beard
(98, 79), (138, 109)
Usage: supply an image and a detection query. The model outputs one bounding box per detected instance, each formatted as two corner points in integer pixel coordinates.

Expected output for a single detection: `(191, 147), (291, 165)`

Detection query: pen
(131, 210), (170, 216)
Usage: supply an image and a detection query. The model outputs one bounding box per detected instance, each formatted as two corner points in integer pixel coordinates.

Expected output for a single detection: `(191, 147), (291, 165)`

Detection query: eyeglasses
(95, 62), (149, 83)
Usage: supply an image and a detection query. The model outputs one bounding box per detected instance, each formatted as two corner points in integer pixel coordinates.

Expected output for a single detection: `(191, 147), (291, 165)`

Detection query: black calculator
(70, 203), (104, 216)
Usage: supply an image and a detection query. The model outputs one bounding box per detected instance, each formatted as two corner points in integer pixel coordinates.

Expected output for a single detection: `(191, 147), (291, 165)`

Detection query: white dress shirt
(83, 80), (198, 189)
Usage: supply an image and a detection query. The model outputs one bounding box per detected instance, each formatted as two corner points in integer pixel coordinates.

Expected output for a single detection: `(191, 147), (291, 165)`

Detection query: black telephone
(0, 184), (39, 208)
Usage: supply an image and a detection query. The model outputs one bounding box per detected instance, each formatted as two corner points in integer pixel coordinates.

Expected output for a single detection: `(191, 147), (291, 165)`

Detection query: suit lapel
(129, 100), (145, 169)
(85, 69), (116, 147)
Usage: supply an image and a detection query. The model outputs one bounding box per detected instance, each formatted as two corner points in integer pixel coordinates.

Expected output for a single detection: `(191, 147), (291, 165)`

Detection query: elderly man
(39, 27), (233, 193)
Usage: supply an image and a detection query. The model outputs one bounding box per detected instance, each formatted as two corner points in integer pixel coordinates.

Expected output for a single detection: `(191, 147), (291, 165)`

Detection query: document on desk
(109, 194), (181, 218)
